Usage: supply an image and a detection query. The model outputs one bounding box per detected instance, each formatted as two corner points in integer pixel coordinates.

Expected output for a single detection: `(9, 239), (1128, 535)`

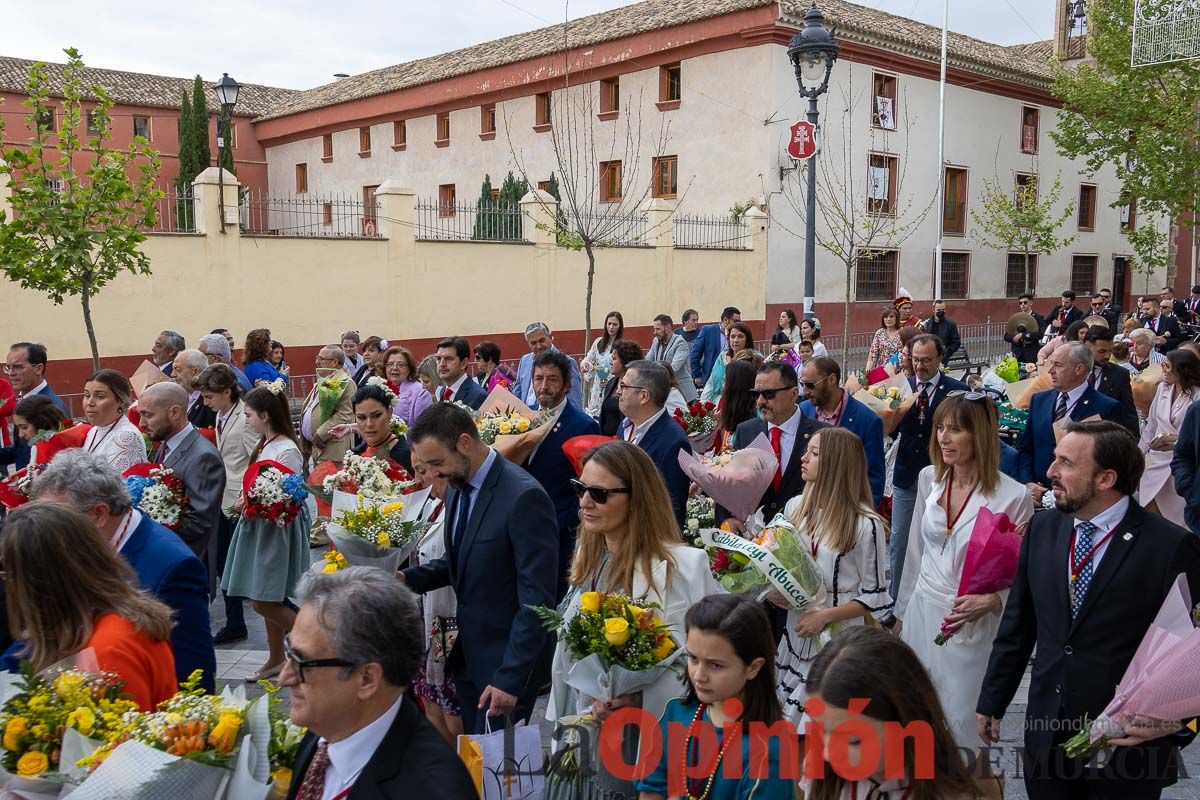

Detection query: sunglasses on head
(947, 390), (990, 402)
(570, 479), (631, 504)
(749, 387), (792, 399)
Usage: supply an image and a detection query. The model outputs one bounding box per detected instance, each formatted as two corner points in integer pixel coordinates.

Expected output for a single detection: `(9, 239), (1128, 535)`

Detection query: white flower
(364, 376), (399, 407)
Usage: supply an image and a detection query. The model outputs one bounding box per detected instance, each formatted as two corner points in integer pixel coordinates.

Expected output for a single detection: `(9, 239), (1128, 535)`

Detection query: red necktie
(769, 426), (783, 491)
(295, 742), (330, 800)
(440, 387), (451, 402)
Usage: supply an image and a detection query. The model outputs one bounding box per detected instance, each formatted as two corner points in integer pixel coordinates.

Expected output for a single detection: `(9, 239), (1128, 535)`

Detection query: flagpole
(933, 0), (949, 301)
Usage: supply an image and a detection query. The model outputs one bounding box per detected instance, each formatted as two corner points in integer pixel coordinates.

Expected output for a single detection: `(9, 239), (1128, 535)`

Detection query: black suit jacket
(1005, 312), (1044, 364)
(1045, 304), (1083, 333)
(977, 503), (1200, 789)
(598, 376), (623, 437)
(893, 374), (969, 492)
(187, 395), (216, 429)
(451, 377), (487, 411)
(287, 696), (478, 800)
(1091, 362), (1138, 435)
(717, 414), (827, 522)
(1142, 314), (1184, 352)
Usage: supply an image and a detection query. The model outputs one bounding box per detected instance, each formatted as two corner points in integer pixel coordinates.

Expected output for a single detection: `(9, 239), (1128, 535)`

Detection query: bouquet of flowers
(0, 467), (38, 510)
(685, 495), (716, 537)
(390, 417), (409, 439)
(123, 464), (188, 531)
(1063, 574), (1200, 759)
(476, 386), (556, 463)
(1007, 372), (1053, 410)
(259, 683), (305, 799)
(241, 461), (309, 527)
(533, 592), (680, 704)
(316, 372), (353, 424)
(328, 496), (430, 572)
(672, 400), (720, 454)
(477, 411), (535, 444)
(933, 508), (1023, 645)
(1131, 364), (1164, 417)
(853, 374), (914, 436)
(994, 354), (1021, 384)
(320, 549), (348, 573)
(676, 434), (778, 522)
(698, 516), (825, 611)
(307, 451), (412, 520)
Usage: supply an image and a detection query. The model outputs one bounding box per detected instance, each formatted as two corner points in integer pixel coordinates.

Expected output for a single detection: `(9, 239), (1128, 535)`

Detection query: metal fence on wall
(148, 188), (199, 234)
(673, 214), (750, 250)
(240, 191), (382, 238)
(413, 199), (528, 242)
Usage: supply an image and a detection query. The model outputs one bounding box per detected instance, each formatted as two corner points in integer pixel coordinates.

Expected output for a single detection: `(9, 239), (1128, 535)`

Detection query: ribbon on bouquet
(699, 527), (816, 611)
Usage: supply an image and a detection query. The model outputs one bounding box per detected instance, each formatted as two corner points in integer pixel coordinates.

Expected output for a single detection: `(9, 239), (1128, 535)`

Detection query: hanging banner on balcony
(787, 120), (818, 161)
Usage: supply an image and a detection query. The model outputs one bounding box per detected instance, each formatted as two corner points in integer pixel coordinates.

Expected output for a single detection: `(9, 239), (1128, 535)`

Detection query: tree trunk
(583, 241), (596, 352)
(1024, 250), (1031, 296)
(842, 262), (853, 371)
(81, 284), (100, 371)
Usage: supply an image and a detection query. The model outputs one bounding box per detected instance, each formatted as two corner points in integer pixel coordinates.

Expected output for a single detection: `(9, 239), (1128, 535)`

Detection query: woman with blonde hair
(895, 393), (1032, 749)
(773, 427), (892, 725)
(545, 441), (720, 795)
(3, 503), (177, 710)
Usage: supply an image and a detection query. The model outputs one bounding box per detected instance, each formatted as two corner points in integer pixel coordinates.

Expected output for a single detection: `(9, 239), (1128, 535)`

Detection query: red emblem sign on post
(787, 120), (817, 161)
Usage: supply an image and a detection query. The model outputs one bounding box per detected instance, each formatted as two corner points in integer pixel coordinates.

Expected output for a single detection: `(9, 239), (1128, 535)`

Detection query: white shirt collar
(630, 407), (668, 445)
(447, 373), (469, 396)
(915, 372), (941, 391)
(21, 380), (48, 399)
(470, 447), (499, 494)
(321, 694), (404, 796)
(164, 423), (195, 454)
(1074, 495), (1130, 534)
(769, 407), (801, 436)
(1062, 381), (1089, 408)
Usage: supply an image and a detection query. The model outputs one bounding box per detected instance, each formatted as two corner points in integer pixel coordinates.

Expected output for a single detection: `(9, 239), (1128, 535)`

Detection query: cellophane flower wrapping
(672, 400), (719, 455)
(1132, 365), (1164, 417)
(1063, 574), (1200, 759)
(676, 434), (777, 522)
(476, 386), (556, 462)
(327, 497), (428, 572)
(242, 464), (308, 528)
(854, 374), (914, 437)
(935, 508), (1022, 645)
(700, 516), (826, 610)
(994, 354), (1021, 383)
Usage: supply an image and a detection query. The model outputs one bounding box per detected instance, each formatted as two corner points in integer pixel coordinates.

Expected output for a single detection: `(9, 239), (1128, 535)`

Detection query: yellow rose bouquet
(326, 496), (430, 573)
(476, 386), (557, 462)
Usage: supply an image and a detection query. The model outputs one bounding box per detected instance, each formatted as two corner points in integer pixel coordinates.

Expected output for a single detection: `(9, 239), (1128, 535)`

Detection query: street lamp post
(788, 3), (839, 321)
(213, 73), (240, 233)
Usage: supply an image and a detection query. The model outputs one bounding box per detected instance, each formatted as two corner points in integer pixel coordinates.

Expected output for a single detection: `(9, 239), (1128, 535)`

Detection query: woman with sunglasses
(544, 441), (720, 797)
(893, 393), (1032, 750)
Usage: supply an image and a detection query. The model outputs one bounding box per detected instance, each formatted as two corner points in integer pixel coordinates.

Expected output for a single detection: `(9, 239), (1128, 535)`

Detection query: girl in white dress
(895, 393), (1032, 750)
(580, 311), (623, 415)
(81, 370), (147, 474)
(1138, 349), (1200, 526)
(773, 428), (892, 725)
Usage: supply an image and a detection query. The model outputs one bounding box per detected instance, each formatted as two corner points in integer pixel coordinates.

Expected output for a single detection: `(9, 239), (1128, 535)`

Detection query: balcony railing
(674, 213), (750, 250)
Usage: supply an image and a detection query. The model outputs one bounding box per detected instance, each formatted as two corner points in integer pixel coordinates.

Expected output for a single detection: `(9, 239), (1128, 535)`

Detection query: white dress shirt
(159, 423), (195, 461)
(442, 373), (469, 403)
(1069, 495), (1129, 584)
(1058, 381), (1090, 418)
(914, 371), (942, 399)
(320, 694), (404, 800)
(20, 380), (48, 400)
(768, 407), (803, 472)
(626, 407), (667, 446)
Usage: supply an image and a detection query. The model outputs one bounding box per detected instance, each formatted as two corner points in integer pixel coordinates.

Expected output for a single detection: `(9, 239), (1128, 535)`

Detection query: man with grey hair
(512, 322), (583, 410)
(616, 359), (692, 526)
(152, 330), (185, 377)
(282, 568), (476, 798)
(197, 333), (251, 393)
(33, 450), (216, 692)
(173, 348), (216, 429)
(298, 344), (355, 473)
(138, 382), (225, 583)
(1018, 341), (1123, 502)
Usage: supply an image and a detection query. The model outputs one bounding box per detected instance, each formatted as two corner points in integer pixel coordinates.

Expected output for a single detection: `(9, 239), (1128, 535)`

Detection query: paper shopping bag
(463, 720), (545, 800)
(457, 736), (483, 798)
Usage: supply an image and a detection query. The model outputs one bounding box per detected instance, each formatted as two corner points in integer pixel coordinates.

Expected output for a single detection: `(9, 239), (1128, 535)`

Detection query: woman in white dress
(545, 441), (720, 797)
(580, 311), (624, 415)
(81, 370), (146, 474)
(1138, 349), (1200, 526)
(895, 392), (1032, 750)
(773, 428), (892, 725)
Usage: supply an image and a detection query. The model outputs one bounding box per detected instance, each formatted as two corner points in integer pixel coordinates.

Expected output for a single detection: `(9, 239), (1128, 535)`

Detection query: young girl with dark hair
(634, 593), (795, 800)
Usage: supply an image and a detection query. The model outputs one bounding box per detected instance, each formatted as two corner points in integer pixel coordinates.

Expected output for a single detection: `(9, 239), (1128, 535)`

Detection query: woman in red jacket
(0, 378), (15, 448)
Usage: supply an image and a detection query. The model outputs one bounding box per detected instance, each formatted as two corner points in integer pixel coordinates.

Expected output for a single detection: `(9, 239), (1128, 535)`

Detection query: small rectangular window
(133, 116), (151, 140)
(1121, 197), (1137, 232)
(481, 103), (496, 136)
(37, 108), (56, 132)
(86, 110), (101, 136)
(322, 133), (333, 160)
(535, 93), (551, 130)
(939, 252), (970, 299)
(943, 167), (968, 235)
(600, 77), (619, 117)
(867, 154), (898, 215)
(537, 180), (551, 192)
(855, 250), (898, 301)
(1021, 107), (1039, 154)
(436, 112), (450, 146)
(652, 155), (678, 199)
(295, 163), (308, 194)
(658, 64), (681, 108)
(872, 73), (897, 130)
(439, 183), (456, 217)
(359, 126), (371, 155)
(392, 121), (406, 150)
(1071, 254), (1097, 296)
(599, 160), (622, 203)
(1078, 184), (1097, 229)
(1006, 253), (1038, 297)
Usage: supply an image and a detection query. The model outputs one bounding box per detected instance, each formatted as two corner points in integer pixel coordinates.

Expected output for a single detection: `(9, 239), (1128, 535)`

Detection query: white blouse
(83, 415), (147, 474)
(257, 437), (304, 475)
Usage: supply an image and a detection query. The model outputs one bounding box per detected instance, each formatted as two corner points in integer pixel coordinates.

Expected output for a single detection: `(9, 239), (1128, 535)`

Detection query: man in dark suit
(922, 299), (961, 359)
(4, 342), (68, 470)
(433, 336), (486, 410)
(522, 350), (600, 600)
(1045, 290), (1083, 340)
(1161, 286), (1190, 320)
(403, 403), (558, 733)
(889, 334), (968, 600)
(152, 330), (184, 377)
(1170, 398), (1200, 534)
(1185, 285), (1200, 325)
(138, 382), (226, 589)
(1140, 296), (1184, 353)
(1097, 287), (1122, 327)
(1084, 326), (1138, 435)
(616, 360), (692, 528)
(690, 306), (741, 392)
(798, 357), (884, 505)
(978, 421), (1200, 799)
(172, 349), (217, 429)
(284, 568), (477, 800)
(1018, 342), (1123, 506)
(33, 450), (217, 692)
(1006, 293), (1045, 365)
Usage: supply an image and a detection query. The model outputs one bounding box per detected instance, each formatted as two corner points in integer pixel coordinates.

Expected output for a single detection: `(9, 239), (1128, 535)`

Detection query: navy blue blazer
(619, 412), (692, 528)
(402, 455), (558, 699)
(1017, 386), (1122, 487)
(799, 394), (885, 505)
(524, 402), (600, 533)
(893, 374), (969, 492)
(451, 376), (487, 411)
(121, 513), (216, 692)
(999, 441), (1020, 481)
(4, 384), (70, 470)
(690, 324), (723, 386)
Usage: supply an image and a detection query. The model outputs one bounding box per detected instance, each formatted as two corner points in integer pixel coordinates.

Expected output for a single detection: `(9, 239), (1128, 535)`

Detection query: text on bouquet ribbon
(700, 529), (814, 611)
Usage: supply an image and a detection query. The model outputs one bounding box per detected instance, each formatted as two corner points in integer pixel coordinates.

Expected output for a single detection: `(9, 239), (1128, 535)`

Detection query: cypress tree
(175, 90), (196, 230)
(497, 171), (528, 240)
(472, 174), (496, 240)
(191, 76), (211, 172)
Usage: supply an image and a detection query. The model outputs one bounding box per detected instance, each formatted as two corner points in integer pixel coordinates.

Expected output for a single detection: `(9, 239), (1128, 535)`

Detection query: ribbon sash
(699, 528), (816, 611)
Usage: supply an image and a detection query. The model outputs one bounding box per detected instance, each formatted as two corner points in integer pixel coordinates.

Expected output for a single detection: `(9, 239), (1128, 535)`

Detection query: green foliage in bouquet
(532, 593), (677, 671)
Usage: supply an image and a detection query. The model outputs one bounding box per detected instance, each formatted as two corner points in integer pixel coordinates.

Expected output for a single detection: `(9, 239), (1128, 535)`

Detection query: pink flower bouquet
(935, 507), (1023, 645)
(676, 433), (778, 522)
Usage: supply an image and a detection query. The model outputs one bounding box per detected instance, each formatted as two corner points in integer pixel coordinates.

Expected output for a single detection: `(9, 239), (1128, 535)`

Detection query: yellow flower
(498, 421), (513, 435)
(322, 562), (339, 573)
(271, 767), (293, 794)
(580, 592), (601, 614)
(653, 634), (676, 661)
(208, 712), (243, 754)
(382, 501), (405, 515)
(604, 618), (630, 647)
(376, 532), (390, 547)
(628, 605), (646, 618)
(16, 750), (48, 777)
(54, 672), (86, 700)
(66, 708), (96, 737)
(887, 387), (901, 398)
(516, 418), (530, 433)
(3, 717), (28, 751)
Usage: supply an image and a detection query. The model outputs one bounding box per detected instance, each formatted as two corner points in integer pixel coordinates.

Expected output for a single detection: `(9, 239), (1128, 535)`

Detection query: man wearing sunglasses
(797, 357), (885, 505)
(1097, 288), (1121, 329)
(616, 360), (691, 527)
(283, 568), (477, 799)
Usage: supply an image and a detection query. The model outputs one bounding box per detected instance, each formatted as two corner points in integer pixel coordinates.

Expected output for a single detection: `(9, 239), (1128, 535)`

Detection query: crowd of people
(0, 292), (1196, 800)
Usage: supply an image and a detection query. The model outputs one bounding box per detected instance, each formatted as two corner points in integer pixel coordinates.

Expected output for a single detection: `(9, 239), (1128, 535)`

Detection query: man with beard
(401, 403), (557, 733)
(978, 421), (1200, 799)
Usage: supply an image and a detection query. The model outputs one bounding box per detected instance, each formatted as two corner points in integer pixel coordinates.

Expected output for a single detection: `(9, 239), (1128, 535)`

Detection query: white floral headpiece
(365, 375), (399, 407)
(263, 378), (287, 396)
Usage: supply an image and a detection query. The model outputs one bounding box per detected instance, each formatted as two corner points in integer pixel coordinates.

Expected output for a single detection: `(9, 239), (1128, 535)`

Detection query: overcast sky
(5, 0), (1054, 90)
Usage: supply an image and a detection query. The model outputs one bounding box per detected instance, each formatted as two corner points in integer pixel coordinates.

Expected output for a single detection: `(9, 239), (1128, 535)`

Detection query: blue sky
(4, 0), (1054, 90)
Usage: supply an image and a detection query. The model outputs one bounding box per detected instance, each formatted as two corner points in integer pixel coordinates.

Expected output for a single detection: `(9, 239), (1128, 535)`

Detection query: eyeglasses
(283, 634), (355, 683)
(618, 382), (647, 393)
(1, 364), (30, 374)
(570, 479), (631, 504)
(911, 357), (937, 366)
(749, 386), (793, 399)
(947, 390), (990, 402)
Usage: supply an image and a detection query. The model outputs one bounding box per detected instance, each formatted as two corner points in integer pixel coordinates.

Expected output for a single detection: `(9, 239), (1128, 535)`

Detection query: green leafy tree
(0, 48), (163, 370)
(1127, 216), (1173, 295)
(472, 174), (497, 240)
(175, 90), (196, 231)
(496, 171), (528, 241)
(191, 76), (211, 173)
(971, 170), (1077, 297)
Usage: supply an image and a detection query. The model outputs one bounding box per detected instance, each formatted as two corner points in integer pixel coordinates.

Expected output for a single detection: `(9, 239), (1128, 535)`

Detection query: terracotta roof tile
(1007, 39), (1055, 61)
